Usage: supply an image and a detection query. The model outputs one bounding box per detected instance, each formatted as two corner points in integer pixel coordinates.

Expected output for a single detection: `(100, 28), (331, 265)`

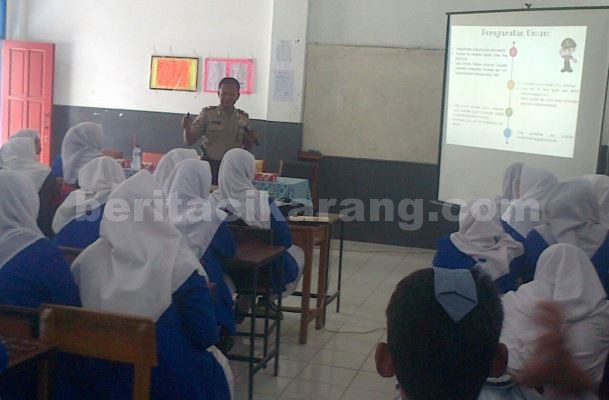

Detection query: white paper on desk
(272, 70), (294, 102)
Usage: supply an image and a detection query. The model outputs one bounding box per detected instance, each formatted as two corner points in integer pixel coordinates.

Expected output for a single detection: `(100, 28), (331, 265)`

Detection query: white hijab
(11, 128), (40, 141)
(61, 122), (103, 185)
(535, 179), (609, 258)
(501, 244), (609, 390)
(0, 170), (45, 267)
(210, 148), (271, 229)
(71, 171), (205, 321)
(0, 138), (50, 190)
(494, 163), (524, 222)
(501, 165), (558, 238)
(450, 199), (524, 281)
(581, 174), (609, 224)
(153, 148), (199, 188)
(166, 159), (227, 259)
(501, 162), (524, 200)
(52, 156), (126, 234)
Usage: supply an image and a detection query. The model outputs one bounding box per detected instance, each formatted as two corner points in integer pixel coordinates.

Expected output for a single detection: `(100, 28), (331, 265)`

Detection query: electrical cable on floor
(325, 327), (386, 335)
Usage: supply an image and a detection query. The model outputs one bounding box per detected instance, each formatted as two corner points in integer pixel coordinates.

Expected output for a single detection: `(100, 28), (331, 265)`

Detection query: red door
(1, 40), (54, 165)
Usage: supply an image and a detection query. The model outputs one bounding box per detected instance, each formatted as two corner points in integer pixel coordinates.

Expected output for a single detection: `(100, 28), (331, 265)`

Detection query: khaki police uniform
(190, 105), (251, 161)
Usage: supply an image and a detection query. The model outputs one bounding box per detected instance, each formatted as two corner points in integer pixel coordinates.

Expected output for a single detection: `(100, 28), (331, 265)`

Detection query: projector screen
(438, 8), (609, 202)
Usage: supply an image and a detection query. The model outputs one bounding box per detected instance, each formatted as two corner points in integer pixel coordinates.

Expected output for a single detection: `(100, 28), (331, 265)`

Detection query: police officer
(182, 77), (257, 183)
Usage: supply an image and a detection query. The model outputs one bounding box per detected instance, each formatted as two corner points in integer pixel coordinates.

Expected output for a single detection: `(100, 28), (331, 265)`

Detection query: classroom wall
(305, 0), (609, 246)
(21, 0), (273, 119)
(309, 0), (609, 49)
(12, 0), (308, 178)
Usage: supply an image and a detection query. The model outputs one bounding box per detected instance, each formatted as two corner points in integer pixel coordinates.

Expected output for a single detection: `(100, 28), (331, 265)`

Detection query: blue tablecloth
(253, 177), (312, 207)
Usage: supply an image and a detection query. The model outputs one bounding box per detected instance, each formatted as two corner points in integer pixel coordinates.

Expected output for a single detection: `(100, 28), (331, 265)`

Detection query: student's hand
(517, 301), (593, 394)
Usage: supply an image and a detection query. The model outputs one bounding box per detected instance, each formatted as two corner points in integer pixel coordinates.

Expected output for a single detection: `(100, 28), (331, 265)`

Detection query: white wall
(21, 0), (277, 119)
(267, 0), (309, 122)
(309, 0), (609, 49)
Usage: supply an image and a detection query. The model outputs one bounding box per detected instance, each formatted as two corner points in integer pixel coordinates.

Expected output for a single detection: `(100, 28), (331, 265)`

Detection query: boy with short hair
(375, 268), (542, 400)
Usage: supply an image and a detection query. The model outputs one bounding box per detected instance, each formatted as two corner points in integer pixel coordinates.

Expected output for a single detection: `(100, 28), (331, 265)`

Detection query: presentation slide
(445, 25), (587, 158)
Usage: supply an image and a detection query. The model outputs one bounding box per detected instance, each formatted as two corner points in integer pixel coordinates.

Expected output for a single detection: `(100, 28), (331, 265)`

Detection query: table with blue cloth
(253, 177), (312, 208)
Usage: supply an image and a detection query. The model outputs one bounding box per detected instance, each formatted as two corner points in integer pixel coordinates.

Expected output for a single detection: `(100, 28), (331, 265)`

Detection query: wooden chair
(0, 305), (40, 339)
(0, 306), (51, 399)
(39, 304), (157, 400)
(278, 160), (320, 208)
(101, 148), (123, 159)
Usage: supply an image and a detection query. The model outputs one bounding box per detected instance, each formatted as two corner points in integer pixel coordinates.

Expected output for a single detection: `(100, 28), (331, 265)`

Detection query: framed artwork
(150, 56), (198, 91)
(204, 58), (254, 94)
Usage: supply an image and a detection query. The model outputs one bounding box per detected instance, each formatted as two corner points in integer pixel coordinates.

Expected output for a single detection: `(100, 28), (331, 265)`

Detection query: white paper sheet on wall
(206, 60), (226, 91)
(273, 69), (295, 102)
(272, 40), (296, 102)
(274, 40), (294, 69)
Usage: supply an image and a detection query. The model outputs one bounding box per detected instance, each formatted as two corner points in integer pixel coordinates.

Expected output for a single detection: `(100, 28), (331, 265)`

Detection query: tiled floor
(229, 240), (435, 400)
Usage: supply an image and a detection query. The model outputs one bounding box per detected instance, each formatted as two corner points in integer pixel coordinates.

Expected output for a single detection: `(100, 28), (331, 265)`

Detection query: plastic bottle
(132, 145), (142, 171)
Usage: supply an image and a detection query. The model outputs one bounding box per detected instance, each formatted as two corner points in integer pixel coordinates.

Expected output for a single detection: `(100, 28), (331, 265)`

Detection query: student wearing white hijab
(0, 170), (81, 400)
(210, 148), (304, 296)
(433, 199), (525, 293)
(524, 179), (609, 292)
(581, 174), (609, 223)
(153, 148), (199, 188)
(0, 137), (49, 190)
(501, 165), (558, 243)
(0, 170), (80, 308)
(494, 163), (524, 222)
(61, 122), (103, 185)
(0, 137), (60, 238)
(71, 170), (232, 400)
(501, 244), (609, 400)
(52, 156), (125, 249)
(166, 159), (238, 335)
(10, 128), (41, 154)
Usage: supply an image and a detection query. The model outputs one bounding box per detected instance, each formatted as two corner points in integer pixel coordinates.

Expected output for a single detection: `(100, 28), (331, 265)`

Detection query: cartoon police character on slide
(560, 38), (577, 73)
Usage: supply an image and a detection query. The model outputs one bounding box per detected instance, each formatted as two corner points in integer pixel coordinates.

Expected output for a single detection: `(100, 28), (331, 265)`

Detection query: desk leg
(316, 225), (330, 330)
(299, 237), (314, 344)
(337, 220), (344, 313)
(275, 257), (283, 376)
(248, 269), (258, 400)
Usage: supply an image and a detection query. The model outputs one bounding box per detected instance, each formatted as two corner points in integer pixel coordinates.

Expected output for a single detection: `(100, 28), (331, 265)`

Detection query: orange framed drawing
(150, 56), (198, 91)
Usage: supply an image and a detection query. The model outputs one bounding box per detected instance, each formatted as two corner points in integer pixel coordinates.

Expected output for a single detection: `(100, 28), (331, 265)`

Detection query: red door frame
(1, 40), (55, 165)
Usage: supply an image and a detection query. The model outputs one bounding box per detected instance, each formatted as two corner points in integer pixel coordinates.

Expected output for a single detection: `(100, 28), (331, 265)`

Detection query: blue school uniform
(50, 155), (63, 178)
(53, 205), (106, 249)
(201, 221), (237, 334)
(0, 342), (7, 372)
(433, 235), (524, 293)
(56, 273), (231, 400)
(269, 199), (300, 293)
(0, 239), (80, 308)
(0, 238), (80, 400)
(501, 220), (526, 244)
(524, 229), (609, 294)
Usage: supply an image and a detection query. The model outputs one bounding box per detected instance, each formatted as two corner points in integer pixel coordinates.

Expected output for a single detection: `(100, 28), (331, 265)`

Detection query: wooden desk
(223, 242), (285, 400)
(2, 336), (55, 369)
(286, 213), (344, 344)
(0, 337), (55, 400)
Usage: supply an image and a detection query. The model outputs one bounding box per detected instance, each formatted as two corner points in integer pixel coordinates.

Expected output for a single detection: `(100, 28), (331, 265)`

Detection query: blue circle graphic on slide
(504, 128), (512, 139)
